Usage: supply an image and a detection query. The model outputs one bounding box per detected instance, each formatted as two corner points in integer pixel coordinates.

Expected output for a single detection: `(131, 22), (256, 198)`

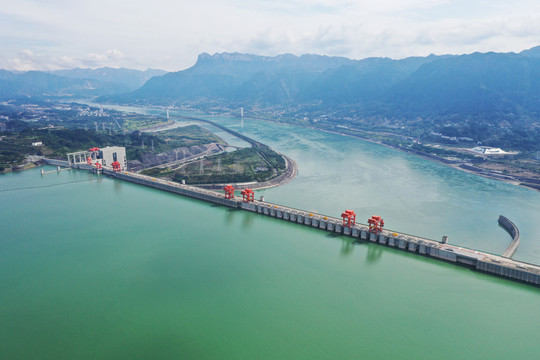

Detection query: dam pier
(98, 167), (540, 287)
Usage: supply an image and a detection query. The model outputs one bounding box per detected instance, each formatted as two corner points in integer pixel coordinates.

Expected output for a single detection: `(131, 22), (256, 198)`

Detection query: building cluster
(430, 132), (474, 143)
(77, 106), (110, 117)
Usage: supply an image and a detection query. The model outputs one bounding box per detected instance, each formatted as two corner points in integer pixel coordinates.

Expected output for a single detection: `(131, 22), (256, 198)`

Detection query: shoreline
(328, 129), (540, 191)
(67, 102), (540, 191)
(224, 114), (540, 192)
(194, 153), (298, 191)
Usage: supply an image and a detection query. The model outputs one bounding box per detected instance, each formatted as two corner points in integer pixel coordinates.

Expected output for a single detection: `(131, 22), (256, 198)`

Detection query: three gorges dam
(45, 146), (540, 288)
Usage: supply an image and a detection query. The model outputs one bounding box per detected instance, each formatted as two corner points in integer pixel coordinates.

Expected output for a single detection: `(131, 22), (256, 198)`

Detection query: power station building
(67, 146), (127, 171)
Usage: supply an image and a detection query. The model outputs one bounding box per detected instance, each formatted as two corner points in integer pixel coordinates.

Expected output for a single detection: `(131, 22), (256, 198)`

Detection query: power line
(0, 179), (98, 193)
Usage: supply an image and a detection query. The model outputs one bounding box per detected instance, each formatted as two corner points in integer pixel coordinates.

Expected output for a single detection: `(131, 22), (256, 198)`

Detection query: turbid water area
(1, 110), (540, 359)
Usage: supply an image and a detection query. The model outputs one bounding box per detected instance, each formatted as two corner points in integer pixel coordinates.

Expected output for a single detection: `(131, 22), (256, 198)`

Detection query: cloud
(0, 0), (539, 71)
(82, 49), (125, 67)
(3, 49), (129, 71)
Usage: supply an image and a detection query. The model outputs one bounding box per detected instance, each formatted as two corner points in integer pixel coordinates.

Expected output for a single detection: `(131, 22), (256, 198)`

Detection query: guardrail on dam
(102, 169), (540, 287)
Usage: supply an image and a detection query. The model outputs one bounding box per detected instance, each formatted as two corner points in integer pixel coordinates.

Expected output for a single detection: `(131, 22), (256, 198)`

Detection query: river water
(1, 112), (540, 359)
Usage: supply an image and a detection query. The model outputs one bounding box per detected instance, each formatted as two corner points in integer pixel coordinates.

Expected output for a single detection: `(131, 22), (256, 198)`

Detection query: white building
(67, 146), (127, 170)
(471, 146), (507, 155)
(99, 146), (127, 169)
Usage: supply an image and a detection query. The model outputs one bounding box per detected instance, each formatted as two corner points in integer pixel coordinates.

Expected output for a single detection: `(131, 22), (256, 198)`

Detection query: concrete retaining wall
(499, 215), (520, 258)
(42, 158), (69, 167)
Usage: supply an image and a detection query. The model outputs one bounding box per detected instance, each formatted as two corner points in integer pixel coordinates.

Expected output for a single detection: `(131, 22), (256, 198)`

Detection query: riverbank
(195, 153), (297, 191)
(76, 103), (540, 192)
(325, 133), (539, 191)
(0, 160), (41, 174)
(229, 113), (540, 192)
(165, 115), (298, 190)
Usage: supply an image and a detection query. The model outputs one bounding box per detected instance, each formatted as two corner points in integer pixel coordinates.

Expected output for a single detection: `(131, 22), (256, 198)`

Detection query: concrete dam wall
(499, 215), (520, 258)
(102, 169), (540, 288)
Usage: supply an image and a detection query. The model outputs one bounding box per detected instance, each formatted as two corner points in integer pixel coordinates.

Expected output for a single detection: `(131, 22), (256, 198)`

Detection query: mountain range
(50, 67), (166, 91)
(3, 47), (540, 124)
(99, 47), (540, 122)
(0, 67), (166, 99)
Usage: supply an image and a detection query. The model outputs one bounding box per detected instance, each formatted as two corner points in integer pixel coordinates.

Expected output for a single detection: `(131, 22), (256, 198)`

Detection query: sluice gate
(103, 169), (540, 287)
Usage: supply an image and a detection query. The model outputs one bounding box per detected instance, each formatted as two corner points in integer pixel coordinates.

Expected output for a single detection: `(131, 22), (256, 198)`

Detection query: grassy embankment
(141, 145), (286, 185)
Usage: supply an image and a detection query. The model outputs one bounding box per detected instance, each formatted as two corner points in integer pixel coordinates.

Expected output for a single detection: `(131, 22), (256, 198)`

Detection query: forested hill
(100, 52), (439, 106)
(379, 51), (540, 118)
(99, 46), (540, 121)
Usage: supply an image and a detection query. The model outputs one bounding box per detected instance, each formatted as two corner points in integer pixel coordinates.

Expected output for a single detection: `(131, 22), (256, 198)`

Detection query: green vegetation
(142, 147), (286, 185)
(121, 116), (170, 131)
(0, 101), (172, 132)
(255, 144), (286, 170)
(0, 135), (31, 166)
(0, 124), (223, 169)
(157, 126), (224, 147)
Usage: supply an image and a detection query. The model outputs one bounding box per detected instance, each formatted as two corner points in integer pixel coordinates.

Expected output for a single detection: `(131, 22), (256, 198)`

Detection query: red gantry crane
(368, 215), (384, 233)
(224, 185), (235, 199)
(87, 147), (100, 165)
(111, 161), (121, 172)
(341, 210), (356, 227)
(241, 188), (254, 203)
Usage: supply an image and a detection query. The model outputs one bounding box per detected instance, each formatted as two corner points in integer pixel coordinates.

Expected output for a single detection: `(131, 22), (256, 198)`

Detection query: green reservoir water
(1, 115), (540, 359)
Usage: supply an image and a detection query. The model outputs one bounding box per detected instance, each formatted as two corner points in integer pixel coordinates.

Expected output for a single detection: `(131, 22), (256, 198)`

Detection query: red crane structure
(111, 161), (121, 172)
(368, 215), (384, 233)
(223, 185), (235, 199)
(341, 210), (356, 227)
(241, 188), (254, 203)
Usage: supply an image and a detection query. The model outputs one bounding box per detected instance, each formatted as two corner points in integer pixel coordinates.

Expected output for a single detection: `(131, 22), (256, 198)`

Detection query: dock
(101, 168), (540, 287)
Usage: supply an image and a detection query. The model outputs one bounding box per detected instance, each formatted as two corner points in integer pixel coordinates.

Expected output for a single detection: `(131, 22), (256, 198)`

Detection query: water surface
(2, 113), (540, 360)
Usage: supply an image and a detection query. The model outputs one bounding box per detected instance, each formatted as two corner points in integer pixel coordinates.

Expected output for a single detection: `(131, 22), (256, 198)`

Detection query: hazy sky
(1, 0), (539, 71)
